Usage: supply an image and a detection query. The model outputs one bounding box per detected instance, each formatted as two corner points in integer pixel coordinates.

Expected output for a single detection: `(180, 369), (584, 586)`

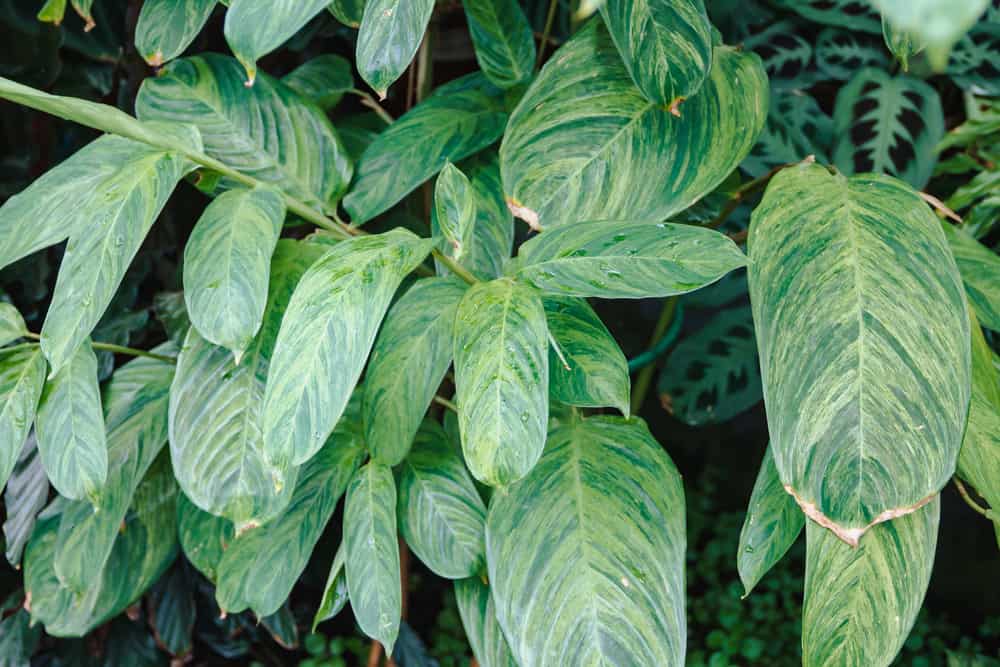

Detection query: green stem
(954, 477), (992, 519)
(537, 0), (560, 70)
(432, 249), (479, 285)
(433, 395), (458, 412)
(627, 301), (684, 372)
(349, 89), (395, 125)
(630, 297), (677, 415)
(24, 332), (177, 364)
(709, 156), (815, 230)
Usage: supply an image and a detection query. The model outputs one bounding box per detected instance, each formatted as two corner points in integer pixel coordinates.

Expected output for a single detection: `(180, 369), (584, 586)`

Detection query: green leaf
(328, 0), (367, 28)
(0, 303), (27, 348)
(433, 163), (477, 259)
(510, 221), (747, 299)
(262, 230), (434, 477)
(454, 578), (518, 667)
(3, 435), (49, 568)
(343, 75), (507, 224)
(499, 21), (767, 229)
(52, 347), (175, 594)
(363, 277), (467, 465)
(215, 398), (365, 617)
(36, 0), (67, 26)
(356, 0), (434, 97)
(0, 345), (46, 492)
(948, 24), (1000, 96)
(154, 291), (191, 344)
(747, 163), (970, 543)
(802, 498), (940, 666)
(223, 0), (331, 83)
(398, 420), (487, 578)
(183, 186), (285, 359)
(544, 296), (629, 415)
(135, 0), (217, 66)
(283, 54), (354, 110)
(313, 543), (348, 631)
(136, 54), (352, 210)
(177, 492), (234, 582)
(171, 240), (323, 527)
(454, 278), (548, 486)
(149, 566), (196, 657)
(882, 16), (925, 71)
(943, 224), (1000, 332)
(0, 603), (41, 666)
(345, 461), (401, 653)
(600, 0), (712, 104)
(743, 19), (817, 91)
(35, 339), (106, 503)
(770, 0), (881, 32)
(873, 0), (989, 69)
(832, 68), (945, 189)
(741, 91), (832, 178)
(462, 0), (536, 88)
(737, 446), (804, 596)
(486, 416), (686, 666)
(658, 306), (761, 426)
(816, 27), (891, 80)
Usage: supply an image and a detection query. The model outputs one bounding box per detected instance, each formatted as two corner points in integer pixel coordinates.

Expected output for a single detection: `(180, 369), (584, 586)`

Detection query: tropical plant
(0, 0), (997, 665)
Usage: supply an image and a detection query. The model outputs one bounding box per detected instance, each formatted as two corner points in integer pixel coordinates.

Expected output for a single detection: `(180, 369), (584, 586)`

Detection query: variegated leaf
(283, 54), (354, 110)
(328, 0), (367, 28)
(872, 0), (989, 69)
(136, 0), (217, 66)
(0, 345), (46, 492)
(223, 0), (331, 83)
(943, 223), (1000, 332)
(356, 0), (434, 97)
(4, 435), (49, 567)
(313, 544), (348, 631)
(462, 0), (536, 88)
(177, 492), (234, 582)
(433, 163), (477, 259)
(454, 577), (518, 667)
(748, 163), (969, 543)
(0, 303), (27, 348)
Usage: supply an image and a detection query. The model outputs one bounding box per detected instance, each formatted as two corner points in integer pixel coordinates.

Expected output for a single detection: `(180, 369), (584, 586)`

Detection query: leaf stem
(537, 0), (560, 70)
(349, 89), (395, 125)
(433, 395), (458, 412)
(954, 477), (992, 519)
(23, 332), (177, 364)
(709, 156), (815, 230)
(630, 297), (677, 415)
(432, 249), (479, 285)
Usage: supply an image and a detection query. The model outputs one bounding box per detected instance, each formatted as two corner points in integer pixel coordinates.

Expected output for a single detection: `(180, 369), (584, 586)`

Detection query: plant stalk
(630, 297), (677, 415)
(24, 332), (177, 364)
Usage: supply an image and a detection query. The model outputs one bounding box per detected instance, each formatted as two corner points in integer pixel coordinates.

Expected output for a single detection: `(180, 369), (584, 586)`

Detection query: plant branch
(709, 156), (815, 230)
(954, 477), (992, 519)
(23, 332), (177, 364)
(537, 0), (560, 70)
(630, 297), (677, 415)
(433, 395), (458, 412)
(432, 249), (479, 285)
(350, 89), (395, 125)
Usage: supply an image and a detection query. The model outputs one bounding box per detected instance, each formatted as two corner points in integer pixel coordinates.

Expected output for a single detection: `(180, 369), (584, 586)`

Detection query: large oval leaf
(344, 461), (401, 653)
(454, 278), (548, 486)
(356, 0), (434, 97)
(454, 577), (518, 667)
(35, 339), (107, 503)
(262, 230), (434, 476)
(363, 277), (467, 466)
(499, 20), (767, 230)
(600, 0), (713, 104)
(486, 416), (686, 666)
(510, 221), (747, 299)
(943, 223), (1000, 332)
(462, 0), (536, 88)
(748, 163), (970, 544)
(136, 54), (352, 209)
(802, 498), (940, 666)
(223, 0), (330, 83)
(397, 420), (487, 579)
(0, 345), (46, 492)
(135, 0), (217, 66)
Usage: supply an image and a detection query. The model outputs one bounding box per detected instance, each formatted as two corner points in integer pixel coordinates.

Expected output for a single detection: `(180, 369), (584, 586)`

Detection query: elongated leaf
(748, 163), (969, 543)
(356, 0), (434, 97)
(737, 447), (804, 595)
(455, 578), (518, 667)
(0, 345), (46, 492)
(215, 398), (365, 617)
(177, 493), (234, 582)
(462, 0), (536, 88)
(441, 151), (512, 280)
(183, 185), (285, 359)
(741, 91), (833, 178)
(136, 0), (217, 66)
(223, 0), (330, 83)
(832, 68), (944, 189)
(433, 163), (476, 258)
(398, 420), (487, 578)
(454, 278), (548, 486)
(956, 311), (1000, 520)
(511, 221), (747, 299)
(345, 461), (401, 653)
(262, 230), (434, 477)
(500, 21), (767, 230)
(35, 339), (106, 503)
(0, 304), (27, 348)
(363, 277), (467, 465)
(943, 223), (1000, 332)
(486, 416), (686, 666)
(872, 0), (989, 69)
(136, 54), (352, 209)
(4, 435), (49, 568)
(343, 75), (507, 223)
(544, 296), (629, 415)
(283, 55), (354, 110)
(313, 544), (348, 631)
(600, 0), (712, 104)
(802, 498), (940, 666)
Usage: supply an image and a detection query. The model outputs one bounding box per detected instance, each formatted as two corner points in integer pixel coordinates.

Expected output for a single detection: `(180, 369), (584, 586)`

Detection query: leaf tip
(667, 97), (686, 117)
(145, 51), (165, 68)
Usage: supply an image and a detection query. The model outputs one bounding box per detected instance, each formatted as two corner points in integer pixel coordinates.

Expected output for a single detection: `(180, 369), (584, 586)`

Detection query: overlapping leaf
(949, 24), (1000, 95)
(0, 303), (27, 347)
(283, 55), (354, 110)
(0, 345), (46, 492)
(328, 0), (367, 28)
(313, 544), (348, 630)
(744, 20), (817, 90)
(816, 28), (890, 80)
(454, 578), (518, 667)
(223, 0), (331, 83)
(741, 91), (833, 178)
(356, 0), (434, 97)
(872, 0), (989, 69)
(748, 163), (969, 542)
(135, 0), (217, 66)
(176, 493), (234, 582)
(3, 434), (48, 568)
(943, 224), (1000, 332)
(500, 21), (767, 229)
(462, 0), (536, 88)
(770, 0), (881, 32)
(433, 163), (476, 260)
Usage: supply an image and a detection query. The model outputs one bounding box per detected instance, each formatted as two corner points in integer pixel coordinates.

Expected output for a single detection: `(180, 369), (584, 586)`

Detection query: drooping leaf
(356, 0), (434, 97)
(658, 306), (761, 426)
(832, 67), (945, 189)
(136, 54), (352, 210)
(262, 230), (434, 478)
(0, 345), (46, 492)
(3, 435), (48, 568)
(398, 420), (487, 579)
(486, 416), (686, 666)
(454, 278), (548, 486)
(737, 446), (804, 595)
(743, 20), (817, 90)
(872, 0), (990, 69)
(313, 544), (348, 631)
(770, 0), (881, 32)
(741, 91), (833, 178)
(35, 339), (107, 503)
(215, 397), (365, 617)
(454, 578), (518, 667)
(223, 0), (331, 83)
(882, 16), (926, 71)
(499, 21), (767, 229)
(802, 498), (940, 666)
(363, 277), (467, 466)
(183, 185), (285, 360)
(343, 75), (507, 224)
(328, 0), (367, 28)
(135, 0), (218, 66)
(344, 461), (402, 654)
(747, 163), (969, 543)
(942, 223), (1000, 332)
(282, 54), (354, 110)
(462, 0), (536, 88)
(176, 493), (234, 582)
(816, 28), (891, 80)
(510, 221), (747, 299)
(0, 303), (27, 348)
(543, 296), (629, 415)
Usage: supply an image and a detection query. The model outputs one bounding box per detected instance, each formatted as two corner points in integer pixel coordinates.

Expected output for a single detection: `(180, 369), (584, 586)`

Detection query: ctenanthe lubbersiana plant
(0, 0), (997, 664)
